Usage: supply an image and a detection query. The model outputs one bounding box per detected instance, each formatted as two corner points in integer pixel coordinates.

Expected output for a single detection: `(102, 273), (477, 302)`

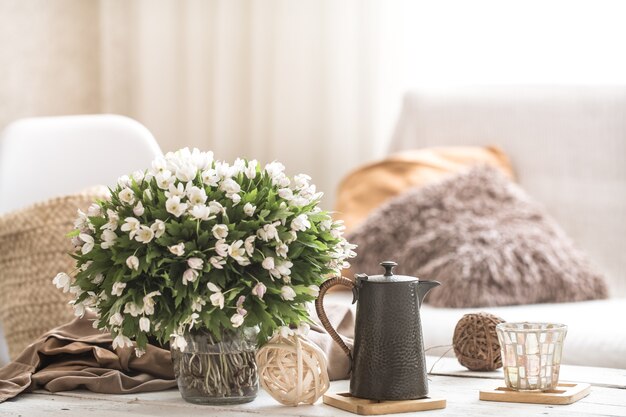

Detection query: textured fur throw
(347, 166), (608, 307)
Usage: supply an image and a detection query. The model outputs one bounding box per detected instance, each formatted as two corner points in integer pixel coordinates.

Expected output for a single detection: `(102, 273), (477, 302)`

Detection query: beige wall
(0, 0), (101, 130)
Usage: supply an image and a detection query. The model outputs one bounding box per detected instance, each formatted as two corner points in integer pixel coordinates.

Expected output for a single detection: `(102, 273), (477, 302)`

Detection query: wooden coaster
(323, 392), (446, 415)
(479, 382), (591, 405)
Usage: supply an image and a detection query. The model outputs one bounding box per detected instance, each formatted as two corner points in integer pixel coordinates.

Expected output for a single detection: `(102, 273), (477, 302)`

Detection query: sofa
(330, 85), (625, 369)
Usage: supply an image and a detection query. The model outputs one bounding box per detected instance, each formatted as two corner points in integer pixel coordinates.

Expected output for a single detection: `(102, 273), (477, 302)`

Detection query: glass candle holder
(496, 322), (567, 391)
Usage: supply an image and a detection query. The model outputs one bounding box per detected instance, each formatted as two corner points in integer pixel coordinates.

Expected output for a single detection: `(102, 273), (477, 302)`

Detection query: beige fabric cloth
(0, 311), (176, 403)
(0, 304), (355, 403)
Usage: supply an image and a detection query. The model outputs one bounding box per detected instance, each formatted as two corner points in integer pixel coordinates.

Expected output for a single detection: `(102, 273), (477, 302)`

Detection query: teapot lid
(357, 261), (419, 283)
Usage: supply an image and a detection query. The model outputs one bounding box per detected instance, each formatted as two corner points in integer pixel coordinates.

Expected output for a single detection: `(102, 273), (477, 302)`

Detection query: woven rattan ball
(453, 312), (505, 371)
(256, 333), (330, 406)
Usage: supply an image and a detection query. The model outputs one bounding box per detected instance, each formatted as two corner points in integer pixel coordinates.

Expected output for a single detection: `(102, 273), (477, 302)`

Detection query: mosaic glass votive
(496, 322), (567, 391)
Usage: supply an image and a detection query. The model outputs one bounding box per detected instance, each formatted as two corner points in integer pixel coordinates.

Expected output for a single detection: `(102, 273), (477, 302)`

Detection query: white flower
(151, 219), (166, 238)
(307, 285), (320, 297)
(243, 203), (256, 217)
(109, 312), (124, 327)
(143, 189), (153, 201)
(101, 209), (119, 231)
(133, 201), (145, 216)
(230, 313), (245, 328)
(169, 243), (185, 256)
(151, 156), (167, 172)
(212, 224), (229, 239)
(320, 219), (332, 231)
(232, 158), (246, 175)
(291, 214), (311, 232)
(244, 160), (258, 179)
(285, 230), (298, 244)
(215, 161), (233, 178)
(190, 204), (212, 221)
(118, 187), (136, 205)
(262, 257), (275, 270)
(209, 256), (226, 269)
(166, 196), (188, 217)
(165, 182), (185, 200)
(208, 201), (225, 215)
(207, 282), (221, 292)
(121, 217), (140, 239)
(79, 261), (93, 272)
(139, 317), (150, 332)
(220, 178), (241, 196)
(276, 243), (288, 258)
(187, 257), (204, 270)
(280, 285), (296, 301)
(124, 302), (142, 317)
(244, 235), (256, 256)
(209, 291), (224, 309)
(74, 209), (89, 230)
(230, 193), (241, 204)
(111, 282), (127, 296)
(294, 174), (311, 190)
(112, 334), (133, 349)
(91, 273), (104, 285)
(72, 302), (86, 318)
(132, 170), (145, 183)
(79, 233), (94, 254)
(190, 148), (213, 170)
(171, 333), (188, 351)
(155, 170), (175, 189)
(87, 203), (102, 217)
(126, 255), (139, 271)
(175, 163), (196, 182)
(265, 161), (285, 179)
(182, 268), (199, 285)
(187, 186), (207, 205)
(228, 240), (249, 265)
(278, 188), (293, 200)
(215, 239), (229, 257)
(276, 260), (293, 277)
(142, 291), (161, 315)
(135, 225), (155, 244)
(191, 297), (206, 312)
(117, 175), (131, 187)
(257, 221), (280, 241)
(201, 169), (220, 187)
(101, 229), (117, 249)
(252, 282), (266, 299)
(52, 272), (71, 293)
(135, 348), (146, 358)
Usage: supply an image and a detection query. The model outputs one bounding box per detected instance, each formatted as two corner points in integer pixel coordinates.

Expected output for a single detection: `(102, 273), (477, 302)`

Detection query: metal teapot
(315, 261), (440, 400)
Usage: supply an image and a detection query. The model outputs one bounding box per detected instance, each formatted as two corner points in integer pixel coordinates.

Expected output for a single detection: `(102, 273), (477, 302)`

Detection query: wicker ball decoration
(256, 333), (330, 406)
(453, 312), (505, 371)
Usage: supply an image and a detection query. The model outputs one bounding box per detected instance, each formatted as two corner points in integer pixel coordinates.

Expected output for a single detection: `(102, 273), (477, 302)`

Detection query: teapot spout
(417, 280), (440, 306)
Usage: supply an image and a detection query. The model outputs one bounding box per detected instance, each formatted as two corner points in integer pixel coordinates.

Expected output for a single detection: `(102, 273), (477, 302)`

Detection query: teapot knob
(380, 261), (398, 277)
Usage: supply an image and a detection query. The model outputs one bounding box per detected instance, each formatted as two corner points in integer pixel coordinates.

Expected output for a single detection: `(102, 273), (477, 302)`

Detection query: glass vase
(171, 327), (259, 404)
(496, 322), (567, 391)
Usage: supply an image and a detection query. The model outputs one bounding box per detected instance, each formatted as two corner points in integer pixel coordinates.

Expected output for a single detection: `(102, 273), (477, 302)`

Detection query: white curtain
(100, 0), (387, 209)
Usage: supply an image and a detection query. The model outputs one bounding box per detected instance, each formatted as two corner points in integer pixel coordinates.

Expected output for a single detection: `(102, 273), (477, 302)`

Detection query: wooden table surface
(2, 357), (625, 416)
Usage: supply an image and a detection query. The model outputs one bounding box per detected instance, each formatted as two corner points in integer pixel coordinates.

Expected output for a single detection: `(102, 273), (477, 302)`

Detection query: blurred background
(1, 0), (626, 208)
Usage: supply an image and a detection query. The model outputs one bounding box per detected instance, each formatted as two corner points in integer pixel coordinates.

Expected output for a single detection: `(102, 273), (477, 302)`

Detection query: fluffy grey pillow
(347, 166), (608, 307)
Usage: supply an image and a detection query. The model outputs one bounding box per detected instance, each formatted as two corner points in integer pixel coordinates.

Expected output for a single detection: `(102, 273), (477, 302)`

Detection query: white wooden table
(2, 357), (625, 416)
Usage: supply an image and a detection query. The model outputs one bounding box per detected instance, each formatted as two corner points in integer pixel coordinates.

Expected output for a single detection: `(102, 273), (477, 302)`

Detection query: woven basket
(0, 188), (109, 359)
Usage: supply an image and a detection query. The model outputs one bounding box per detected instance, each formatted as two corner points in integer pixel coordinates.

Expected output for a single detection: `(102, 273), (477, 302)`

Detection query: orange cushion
(334, 146), (514, 232)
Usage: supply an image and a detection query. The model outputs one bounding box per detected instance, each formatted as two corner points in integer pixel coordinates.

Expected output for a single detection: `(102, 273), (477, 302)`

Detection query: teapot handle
(314, 276), (356, 361)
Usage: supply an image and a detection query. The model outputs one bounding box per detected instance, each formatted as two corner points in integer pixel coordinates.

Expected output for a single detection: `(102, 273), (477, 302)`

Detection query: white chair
(0, 114), (163, 366)
(0, 114), (163, 214)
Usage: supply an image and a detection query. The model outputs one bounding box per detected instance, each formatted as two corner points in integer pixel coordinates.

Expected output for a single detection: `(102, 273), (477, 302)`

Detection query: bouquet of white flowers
(55, 148), (356, 360)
